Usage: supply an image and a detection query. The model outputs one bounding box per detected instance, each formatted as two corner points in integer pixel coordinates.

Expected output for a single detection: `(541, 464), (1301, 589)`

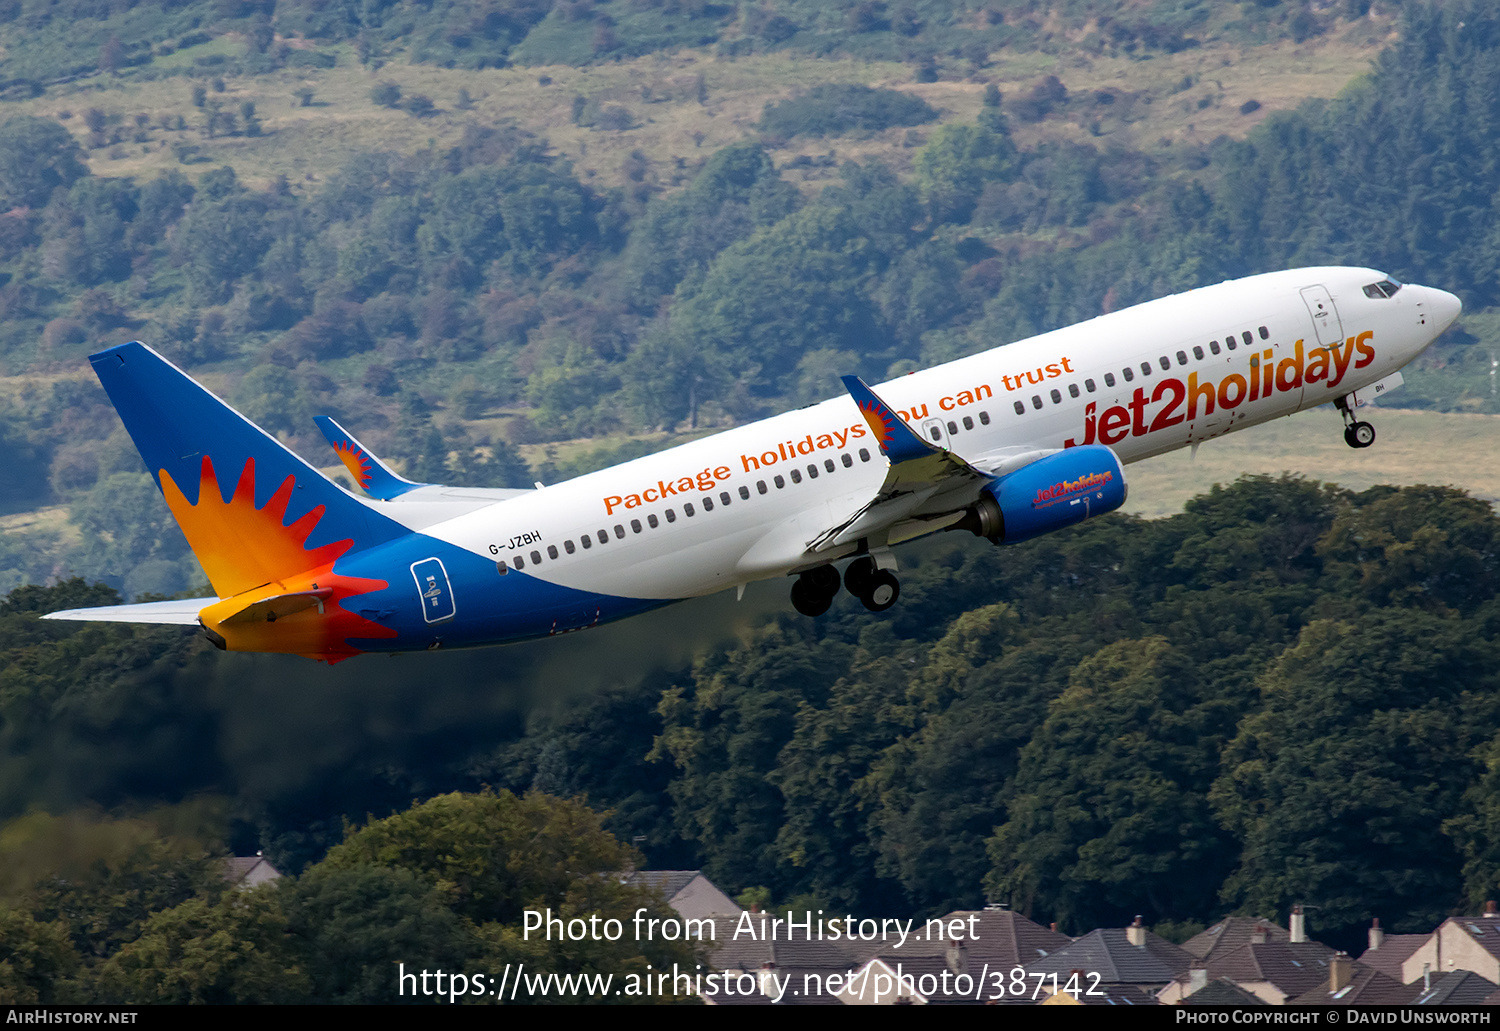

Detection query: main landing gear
(789, 557), (901, 616)
(1336, 394), (1376, 449)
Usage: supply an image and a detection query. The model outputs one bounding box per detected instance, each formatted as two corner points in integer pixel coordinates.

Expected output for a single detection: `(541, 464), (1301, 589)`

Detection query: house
(222, 854), (282, 889)
(1411, 970), (1499, 1005)
(1356, 917), (1428, 983)
(618, 870), (742, 922)
(1287, 953), (1421, 1006)
(1022, 917), (1192, 994)
(1157, 940), (1338, 1005)
(1399, 904), (1500, 984)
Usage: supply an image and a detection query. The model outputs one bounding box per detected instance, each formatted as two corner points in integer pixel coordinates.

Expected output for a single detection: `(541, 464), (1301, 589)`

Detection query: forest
(3, 0), (1500, 1003)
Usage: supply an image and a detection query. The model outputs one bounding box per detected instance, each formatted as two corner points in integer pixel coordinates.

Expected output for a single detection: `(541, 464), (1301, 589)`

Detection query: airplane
(44, 266), (1461, 663)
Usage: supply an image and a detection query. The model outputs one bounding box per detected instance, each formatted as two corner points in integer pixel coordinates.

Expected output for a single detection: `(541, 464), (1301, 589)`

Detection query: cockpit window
(1363, 277), (1403, 299)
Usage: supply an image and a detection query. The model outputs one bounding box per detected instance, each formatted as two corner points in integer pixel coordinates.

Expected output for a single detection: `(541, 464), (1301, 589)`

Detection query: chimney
(1188, 962), (1208, 996)
(1330, 952), (1353, 993)
(1127, 915), (1146, 948)
(1369, 917), (1385, 952)
(1290, 904), (1307, 943)
(1485, 901), (1498, 918)
(1251, 923), (1268, 945)
(946, 938), (968, 977)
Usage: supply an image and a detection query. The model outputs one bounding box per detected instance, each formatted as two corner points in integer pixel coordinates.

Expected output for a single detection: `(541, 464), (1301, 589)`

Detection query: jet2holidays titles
(597, 331), (1378, 517)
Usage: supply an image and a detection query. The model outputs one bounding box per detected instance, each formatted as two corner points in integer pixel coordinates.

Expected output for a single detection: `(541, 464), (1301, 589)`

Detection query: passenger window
(1259, 325), (1269, 339)
(1192, 346), (1204, 360)
(962, 415), (974, 430)
(790, 469), (802, 484)
(566, 539), (577, 553)
(547, 545), (558, 559)
(684, 503), (695, 516)
(928, 425), (941, 441)
(614, 524), (625, 538)
(581, 535), (592, 549)
(757, 480), (768, 494)
(978, 411), (990, 425)
(496, 560), (508, 575)
(807, 464), (818, 478)
(1068, 384), (1079, 398)
(1104, 373), (1115, 387)
(947, 420), (958, 434)
(722, 491), (732, 505)
(597, 530), (608, 544)
(1122, 367), (1134, 382)
(531, 550), (542, 565)
(1141, 362), (1152, 376)
(859, 448), (871, 462)
(702, 496), (713, 512)
(739, 485), (751, 500)
(1226, 337), (1237, 350)
(665, 509), (676, 523)
(514, 555), (525, 569)
(1049, 389), (1061, 404)
(631, 519), (642, 533)
(1085, 379), (1096, 392)
(1176, 351), (1187, 366)
(775, 475), (786, 488)
(824, 459), (835, 473)
(1031, 395), (1043, 410)
(841, 453), (853, 467)
(1210, 340), (1221, 354)
(1159, 356), (1171, 370)
(1242, 331), (1253, 346)
(648, 514), (659, 528)
(1013, 401), (1025, 415)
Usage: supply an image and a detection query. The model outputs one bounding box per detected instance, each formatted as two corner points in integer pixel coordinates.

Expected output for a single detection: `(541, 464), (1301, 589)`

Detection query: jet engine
(953, 445), (1128, 545)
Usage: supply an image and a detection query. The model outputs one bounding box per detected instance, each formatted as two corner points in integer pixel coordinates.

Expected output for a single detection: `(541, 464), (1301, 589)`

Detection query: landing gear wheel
(790, 576), (832, 617)
(859, 570), (900, 612)
(803, 564), (841, 597)
(1348, 420), (1376, 448)
(843, 557), (878, 597)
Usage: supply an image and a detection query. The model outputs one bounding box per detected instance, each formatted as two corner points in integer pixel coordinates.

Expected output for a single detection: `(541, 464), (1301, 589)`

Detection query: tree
(0, 117), (87, 209)
(96, 890), (308, 1004)
(986, 638), (1238, 930)
(1211, 610), (1500, 940)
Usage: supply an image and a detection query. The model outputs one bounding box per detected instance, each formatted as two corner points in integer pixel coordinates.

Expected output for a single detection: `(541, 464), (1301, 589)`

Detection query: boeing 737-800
(44, 266), (1461, 662)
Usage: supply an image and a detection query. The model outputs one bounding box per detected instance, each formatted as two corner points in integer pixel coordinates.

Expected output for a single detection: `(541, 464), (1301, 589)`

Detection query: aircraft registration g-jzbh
(45, 266), (1461, 662)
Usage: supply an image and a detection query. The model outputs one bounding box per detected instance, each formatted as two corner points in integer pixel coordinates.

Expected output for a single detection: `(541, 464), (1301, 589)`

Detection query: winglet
(841, 375), (936, 464)
(314, 416), (426, 500)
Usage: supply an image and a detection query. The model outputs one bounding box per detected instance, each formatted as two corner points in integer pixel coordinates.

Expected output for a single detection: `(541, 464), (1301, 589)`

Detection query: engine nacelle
(956, 445), (1128, 545)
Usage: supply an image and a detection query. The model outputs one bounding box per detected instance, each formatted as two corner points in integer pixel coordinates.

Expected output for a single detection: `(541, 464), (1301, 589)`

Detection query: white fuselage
(404, 267), (1459, 603)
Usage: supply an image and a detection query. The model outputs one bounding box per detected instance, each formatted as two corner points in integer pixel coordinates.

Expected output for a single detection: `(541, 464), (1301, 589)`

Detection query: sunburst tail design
(332, 440), (375, 491)
(88, 342), (409, 662)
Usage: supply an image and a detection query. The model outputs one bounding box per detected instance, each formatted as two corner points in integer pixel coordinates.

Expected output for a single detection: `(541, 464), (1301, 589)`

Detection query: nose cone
(1429, 286), (1462, 332)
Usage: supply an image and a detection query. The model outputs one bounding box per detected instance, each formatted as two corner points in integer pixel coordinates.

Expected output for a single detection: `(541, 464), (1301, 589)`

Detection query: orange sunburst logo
(857, 399), (898, 449)
(332, 440), (374, 491)
(160, 455), (395, 663)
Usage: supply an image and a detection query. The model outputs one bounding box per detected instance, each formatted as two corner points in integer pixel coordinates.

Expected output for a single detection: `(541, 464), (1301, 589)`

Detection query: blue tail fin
(90, 342), (406, 598)
(313, 415), (427, 500)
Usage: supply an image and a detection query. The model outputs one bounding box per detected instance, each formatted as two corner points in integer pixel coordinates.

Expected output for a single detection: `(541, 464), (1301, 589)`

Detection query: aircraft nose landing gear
(1336, 394), (1376, 449)
(843, 557), (901, 613)
(790, 564), (841, 617)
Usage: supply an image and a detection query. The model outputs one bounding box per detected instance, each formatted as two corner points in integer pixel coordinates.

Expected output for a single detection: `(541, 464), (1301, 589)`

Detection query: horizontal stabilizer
(220, 588), (333, 625)
(42, 598), (215, 625)
(314, 416), (427, 500)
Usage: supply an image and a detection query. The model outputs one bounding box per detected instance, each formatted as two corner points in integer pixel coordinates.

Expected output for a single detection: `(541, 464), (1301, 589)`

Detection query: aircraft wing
(42, 597), (216, 625)
(807, 377), (997, 553)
